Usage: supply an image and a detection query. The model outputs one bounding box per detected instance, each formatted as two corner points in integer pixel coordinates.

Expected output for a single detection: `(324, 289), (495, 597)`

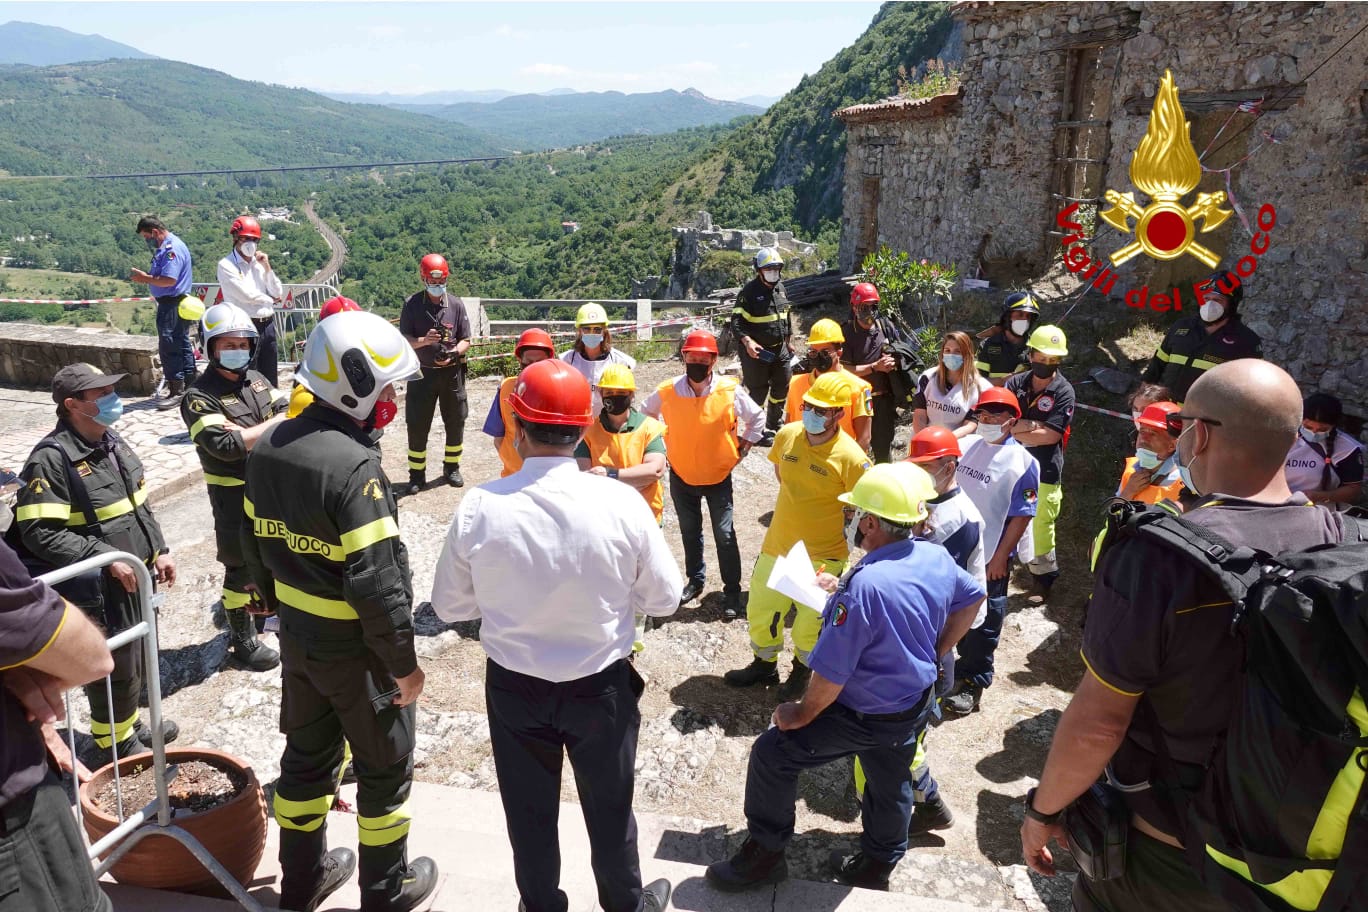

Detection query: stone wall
(0, 323), (160, 394)
(838, 1), (1368, 410)
(665, 211), (819, 299)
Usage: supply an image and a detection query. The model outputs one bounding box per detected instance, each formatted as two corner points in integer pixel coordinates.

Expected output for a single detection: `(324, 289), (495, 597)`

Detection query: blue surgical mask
(1134, 447), (1162, 470)
(92, 392), (123, 427)
(942, 353), (964, 371)
(1176, 424), (1202, 496)
(1300, 426), (1329, 447)
(581, 332), (604, 349)
(219, 349), (252, 371)
(426, 284), (446, 297)
(802, 407), (829, 435)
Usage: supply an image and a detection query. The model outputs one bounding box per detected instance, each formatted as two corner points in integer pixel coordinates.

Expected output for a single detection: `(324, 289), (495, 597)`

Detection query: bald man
(1020, 359), (1349, 912)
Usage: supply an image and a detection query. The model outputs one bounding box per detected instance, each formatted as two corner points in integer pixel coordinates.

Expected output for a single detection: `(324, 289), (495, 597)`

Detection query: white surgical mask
(761, 267), (781, 283)
(238, 241), (258, 258)
(1011, 319), (1031, 336)
(426, 284), (446, 297)
(1199, 301), (1225, 323)
(1176, 423), (1202, 496)
(978, 422), (1007, 443)
(1135, 447), (1162, 470)
(1300, 426), (1330, 446)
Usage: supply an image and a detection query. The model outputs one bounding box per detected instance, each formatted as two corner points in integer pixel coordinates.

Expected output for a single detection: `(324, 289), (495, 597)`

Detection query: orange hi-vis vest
(496, 376), (522, 478)
(786, 368), (871, 442)
(655, 376), (741, 487)
(581, 414), (667, 522)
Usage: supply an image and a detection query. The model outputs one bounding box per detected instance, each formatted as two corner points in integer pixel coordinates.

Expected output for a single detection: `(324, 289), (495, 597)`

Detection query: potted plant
(80, 747), (268, 894)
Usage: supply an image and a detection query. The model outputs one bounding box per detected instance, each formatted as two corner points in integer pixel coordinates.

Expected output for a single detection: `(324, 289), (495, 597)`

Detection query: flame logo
(1099, 70), (1232, 268)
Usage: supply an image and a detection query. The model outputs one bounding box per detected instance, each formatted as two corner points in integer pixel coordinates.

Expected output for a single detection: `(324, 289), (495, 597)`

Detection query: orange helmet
(230, 216), (262, 240)
(319, 296), (362, 321)
(975, 386), (1022, 418)
(680, 330), (718, 355)
(514, 328), (555, 358)
(906, 426), (962, 463)
(1135, 400), (1181, 431)
(510, 359), (592, 427)
(419, 253), (449, 283)
(850, 282), (880, 307)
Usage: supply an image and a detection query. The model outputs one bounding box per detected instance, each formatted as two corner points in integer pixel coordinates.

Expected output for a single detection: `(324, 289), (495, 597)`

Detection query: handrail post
(635, 299), (652, 341)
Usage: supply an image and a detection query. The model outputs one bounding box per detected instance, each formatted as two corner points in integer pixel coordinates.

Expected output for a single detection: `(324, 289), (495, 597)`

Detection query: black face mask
(685, 362), (711, 383)
(1030, 362), (1059, 380)
(602, 395), (631, 416)
(813, 351), (837, 372)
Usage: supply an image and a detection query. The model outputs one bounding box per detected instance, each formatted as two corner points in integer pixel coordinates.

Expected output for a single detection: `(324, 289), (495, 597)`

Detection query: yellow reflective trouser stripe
(190, 413), (228, 439)
(16, 501), (71, 522)
(275, 580), (359, 620)
(222, 588), (252, 610)
(273, 793), (333, 832)
(732, 309), (783, 323)
(407, 450), (426, 459)
(90, 710), (139, 748)
(204, 473), (245, 487)
(340, 516), (400, 555)
(357, 800), (412, 847)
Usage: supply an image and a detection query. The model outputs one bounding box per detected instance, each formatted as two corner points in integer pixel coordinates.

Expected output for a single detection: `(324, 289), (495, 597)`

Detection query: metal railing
(41, 551), (264, 911)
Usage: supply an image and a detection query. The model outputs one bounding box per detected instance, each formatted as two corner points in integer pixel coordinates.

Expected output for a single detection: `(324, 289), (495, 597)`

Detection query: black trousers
(1072, 827), (1230, 912)
(405, 366), (467, 479)
(485, 658), (644, 912)
(252, 318), (279, 387)
(207, 486), (253, 612)
(274, 633), (415, 912)
(738, 344), (791, 430)
(870, 393), (897, 463)
(0, 774), (111, 912)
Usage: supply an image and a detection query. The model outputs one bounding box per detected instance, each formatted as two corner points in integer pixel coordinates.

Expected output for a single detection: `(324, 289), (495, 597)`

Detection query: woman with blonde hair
(560, 301), (635, 413)
(913, 331), (989, 437)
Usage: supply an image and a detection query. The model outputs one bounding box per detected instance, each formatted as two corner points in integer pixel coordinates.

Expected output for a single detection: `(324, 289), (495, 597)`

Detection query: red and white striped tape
(1075, 402), (1133, 420)
(0, 296), (153, 305)
(471, 313), (711, 344)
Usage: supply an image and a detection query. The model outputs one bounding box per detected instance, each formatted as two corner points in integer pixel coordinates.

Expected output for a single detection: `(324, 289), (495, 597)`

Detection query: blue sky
(0, 2), (884, 100)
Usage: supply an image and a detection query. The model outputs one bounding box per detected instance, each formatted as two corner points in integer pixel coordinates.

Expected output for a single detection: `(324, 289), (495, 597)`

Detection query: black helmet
(1000, 291), (1041, 329)
(1200, 270), (1244, 311)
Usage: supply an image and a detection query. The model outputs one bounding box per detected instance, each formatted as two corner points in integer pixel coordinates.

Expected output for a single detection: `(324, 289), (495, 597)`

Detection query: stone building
(836, 1), (1368, 410)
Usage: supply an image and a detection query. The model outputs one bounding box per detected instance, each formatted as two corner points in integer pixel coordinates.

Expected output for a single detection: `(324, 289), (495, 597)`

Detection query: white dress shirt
(641, 373), (767, 443)
(432, 457), (683, 682)
(216, 249), (284, 320)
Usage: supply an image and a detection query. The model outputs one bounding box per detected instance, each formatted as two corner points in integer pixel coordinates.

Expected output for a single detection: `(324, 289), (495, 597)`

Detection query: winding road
(302, 199), (347, 287)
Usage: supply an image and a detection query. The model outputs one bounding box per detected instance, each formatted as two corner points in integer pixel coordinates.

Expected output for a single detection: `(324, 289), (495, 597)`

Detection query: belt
(851, 686), (933, 722)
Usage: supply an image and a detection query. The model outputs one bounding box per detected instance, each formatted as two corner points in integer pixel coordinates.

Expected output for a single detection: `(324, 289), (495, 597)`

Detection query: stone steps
(105, 780), (1019, 911)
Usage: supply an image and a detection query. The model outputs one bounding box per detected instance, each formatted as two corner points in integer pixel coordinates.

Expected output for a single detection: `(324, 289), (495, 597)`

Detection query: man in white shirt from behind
(431, 358), (681, 912)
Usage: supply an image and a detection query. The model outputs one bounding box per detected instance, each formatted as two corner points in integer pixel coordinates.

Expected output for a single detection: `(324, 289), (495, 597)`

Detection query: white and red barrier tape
(0, 296), (153, 305)
(471, 313), (715, 344)
(1075, 402), (1133, 420)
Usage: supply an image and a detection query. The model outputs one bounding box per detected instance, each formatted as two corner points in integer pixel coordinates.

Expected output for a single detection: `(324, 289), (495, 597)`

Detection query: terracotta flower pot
(79, 747), (268, 893)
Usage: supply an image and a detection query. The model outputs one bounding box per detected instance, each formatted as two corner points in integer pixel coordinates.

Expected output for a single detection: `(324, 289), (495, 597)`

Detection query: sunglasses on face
(1167, 412), (1222, 437)
(805, 404), (839, 419)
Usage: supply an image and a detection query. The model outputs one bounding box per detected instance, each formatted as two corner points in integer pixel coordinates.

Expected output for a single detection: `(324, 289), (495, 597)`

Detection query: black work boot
(397, 471), (424, 497)
(908, 793), (955, 834)
(943, 680), (983, 716)
(156, 378), (185, 411)
(444, 465), (464, 488)
(777, 661), (812, 701)
(134, 718), (180, 750)
(226, 608), (280, 671)
(723, 657), (779, 688)
(639, 877), (672, 911)
(388, 856), (438, 912)
(281, 848), (357, 912)
(706, 838), (788, 892)
(722, 590), (746, 620)
(830, 850), (895, 890)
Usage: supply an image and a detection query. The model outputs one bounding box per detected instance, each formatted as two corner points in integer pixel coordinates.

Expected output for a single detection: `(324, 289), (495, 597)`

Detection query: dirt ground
(94, 324), (1156, 910)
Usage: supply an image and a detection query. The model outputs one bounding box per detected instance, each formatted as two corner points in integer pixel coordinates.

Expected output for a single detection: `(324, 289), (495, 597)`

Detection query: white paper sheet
(766, 540), (832, 613)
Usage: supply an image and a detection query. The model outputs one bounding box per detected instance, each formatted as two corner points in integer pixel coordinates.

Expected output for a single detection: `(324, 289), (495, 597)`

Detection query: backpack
(879, 317), (926, 411)
(1094, 499), (1368, 912)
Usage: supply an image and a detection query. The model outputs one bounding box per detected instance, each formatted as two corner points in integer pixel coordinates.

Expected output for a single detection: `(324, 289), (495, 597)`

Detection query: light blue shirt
(149, 232), (193, 297)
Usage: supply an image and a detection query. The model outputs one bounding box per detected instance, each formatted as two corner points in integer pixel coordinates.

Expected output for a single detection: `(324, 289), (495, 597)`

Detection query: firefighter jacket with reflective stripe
(731, 277), (790, 349)
(654, 377), (741, 488)
(1141, 316), (1263, 402)
(975, 330), (1028, 381)
(181, 368), (287, 484)
(12, 422), (166, 567)
(242, 402), (418, 679)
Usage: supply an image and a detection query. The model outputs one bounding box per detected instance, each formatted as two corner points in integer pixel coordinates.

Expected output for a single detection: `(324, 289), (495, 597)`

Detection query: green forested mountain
(0, 21), (155, 66)
(405, 89), (762, 151)
(0, 59), (498, 176)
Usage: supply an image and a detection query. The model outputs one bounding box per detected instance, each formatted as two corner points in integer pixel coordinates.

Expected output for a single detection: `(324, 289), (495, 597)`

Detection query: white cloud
(521, 63), (573, 77)
(367, 25), (404, 41)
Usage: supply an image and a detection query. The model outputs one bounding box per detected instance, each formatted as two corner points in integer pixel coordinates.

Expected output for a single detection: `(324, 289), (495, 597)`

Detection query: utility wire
(0, 156), (509, 182)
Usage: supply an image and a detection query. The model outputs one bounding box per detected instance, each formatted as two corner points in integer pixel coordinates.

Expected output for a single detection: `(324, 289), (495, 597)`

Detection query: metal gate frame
(40, 551), (265, 911)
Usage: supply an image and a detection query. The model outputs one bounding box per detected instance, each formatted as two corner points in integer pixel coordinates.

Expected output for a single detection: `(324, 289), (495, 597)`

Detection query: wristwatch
(607, 468), (620, 480)
(1024, 787), (1063, 825)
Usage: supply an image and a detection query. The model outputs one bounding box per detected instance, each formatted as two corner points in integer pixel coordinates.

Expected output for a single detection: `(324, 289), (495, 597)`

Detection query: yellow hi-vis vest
(655, 377), (741, 487)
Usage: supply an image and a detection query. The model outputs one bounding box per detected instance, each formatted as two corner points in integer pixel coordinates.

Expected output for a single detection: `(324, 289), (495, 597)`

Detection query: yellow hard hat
(598, 363), (636, 392)
(808, 318), (845, 346)
(802, 372), (852, 410)
(576, 302), (608, 327)
(838, 463), (936, 524)
(177, 295), (206, 322)
(1027, 324), (1068, 358)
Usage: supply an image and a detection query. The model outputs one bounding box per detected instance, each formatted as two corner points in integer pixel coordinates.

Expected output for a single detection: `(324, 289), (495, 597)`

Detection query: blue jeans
(745, 697), (931, 864)
(668, 471), (741, 594)
(155, 296), (194, 383)
(953, 573), (1009, 688)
